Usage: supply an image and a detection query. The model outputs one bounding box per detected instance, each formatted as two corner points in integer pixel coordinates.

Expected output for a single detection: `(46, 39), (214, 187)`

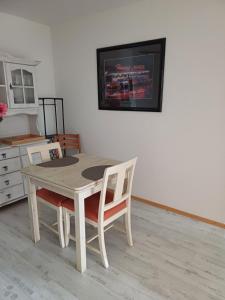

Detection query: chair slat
(99, 157), (137, 221)
(27, 142), (62, 164)
(53, 134), (81, 153)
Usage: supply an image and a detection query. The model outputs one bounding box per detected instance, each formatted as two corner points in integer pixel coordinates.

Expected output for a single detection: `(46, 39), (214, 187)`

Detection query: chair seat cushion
(62, 191), (127, 222)
(36, 188), (67, 207)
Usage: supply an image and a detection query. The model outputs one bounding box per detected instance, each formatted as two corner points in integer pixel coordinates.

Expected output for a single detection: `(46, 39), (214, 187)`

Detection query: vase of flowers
(0, 103), (8, 122)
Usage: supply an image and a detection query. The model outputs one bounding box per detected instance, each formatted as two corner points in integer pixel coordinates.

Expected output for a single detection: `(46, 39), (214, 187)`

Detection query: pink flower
(0, 103), (8, 118)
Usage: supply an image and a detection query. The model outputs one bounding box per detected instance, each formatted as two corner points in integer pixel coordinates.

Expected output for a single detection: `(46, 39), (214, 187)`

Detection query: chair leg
(98, 225), (109, 268)
(37, 199), (42, 222)
(63, 208), (71, 247)
(57, 207), (65, 248)
(125, 210), (133, 247)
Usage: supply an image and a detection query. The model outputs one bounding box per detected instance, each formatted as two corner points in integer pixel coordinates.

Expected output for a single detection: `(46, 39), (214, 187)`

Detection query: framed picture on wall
(97, 38), (166, 112)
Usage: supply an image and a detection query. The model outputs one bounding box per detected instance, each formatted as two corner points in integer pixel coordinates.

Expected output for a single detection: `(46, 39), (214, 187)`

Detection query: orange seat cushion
(62, 191), (127, 222)
(36, 188), (68, 207)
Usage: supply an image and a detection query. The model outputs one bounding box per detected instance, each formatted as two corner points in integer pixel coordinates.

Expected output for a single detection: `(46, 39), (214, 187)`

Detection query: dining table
(21, 153), (119, 273)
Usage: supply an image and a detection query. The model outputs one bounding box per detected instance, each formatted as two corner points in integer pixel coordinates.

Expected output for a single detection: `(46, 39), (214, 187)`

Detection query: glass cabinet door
(11, 68), (25, 104)
(0, 61), (8, 105)
(0, 62), (5, 85)
(22, 69), (35, 104)
(7, 64), (37, 108)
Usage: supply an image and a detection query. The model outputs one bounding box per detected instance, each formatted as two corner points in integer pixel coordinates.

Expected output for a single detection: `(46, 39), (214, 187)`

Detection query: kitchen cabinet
(6, 64), (38, 108)
(0, 140), (48, 207)
(0, 52), (40, 114)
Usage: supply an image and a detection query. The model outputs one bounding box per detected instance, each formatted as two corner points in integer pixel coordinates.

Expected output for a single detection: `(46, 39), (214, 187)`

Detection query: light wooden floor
(0, 199), (225, 300)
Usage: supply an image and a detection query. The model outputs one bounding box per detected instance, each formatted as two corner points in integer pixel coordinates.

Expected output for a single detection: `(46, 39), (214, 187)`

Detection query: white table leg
(74, 192), (86, 273)
(27, 177), (40, 243)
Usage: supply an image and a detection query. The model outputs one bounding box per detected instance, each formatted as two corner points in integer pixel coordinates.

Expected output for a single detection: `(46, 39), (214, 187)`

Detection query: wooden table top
(21, 153), (120, 191)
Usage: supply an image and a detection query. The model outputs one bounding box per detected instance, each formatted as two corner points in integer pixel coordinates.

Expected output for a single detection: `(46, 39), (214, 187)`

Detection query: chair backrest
(98, 157), (137, 223)
(53, 134), (81, 153)
(27, 142), (62, 164)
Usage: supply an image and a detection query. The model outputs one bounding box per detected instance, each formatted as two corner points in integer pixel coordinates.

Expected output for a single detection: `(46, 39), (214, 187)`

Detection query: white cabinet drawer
(0, 147), (19, 160)
(0, 157), (21, 175)
(20, 141), (47, 156)
(0, 171), (23, 189)
(0, 184), (24, 205)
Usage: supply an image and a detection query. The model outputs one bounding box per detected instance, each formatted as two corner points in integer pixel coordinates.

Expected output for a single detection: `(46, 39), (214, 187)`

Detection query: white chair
(27, 142), (66, 248)
(62, 157), (137, 268)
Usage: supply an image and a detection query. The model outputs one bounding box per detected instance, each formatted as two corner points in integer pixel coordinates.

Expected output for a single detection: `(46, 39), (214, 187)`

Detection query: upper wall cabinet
(0, 52), (40, 115)
(6, 64), (37, 108)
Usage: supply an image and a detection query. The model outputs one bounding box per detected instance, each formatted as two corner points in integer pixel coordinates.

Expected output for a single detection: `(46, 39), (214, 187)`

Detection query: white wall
(0, 12), (56, 135)
(0, 12), (55, 96)
(52, 0), (225, 223)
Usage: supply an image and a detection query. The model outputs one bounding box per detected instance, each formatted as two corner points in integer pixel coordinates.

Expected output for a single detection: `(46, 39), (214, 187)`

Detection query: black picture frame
(97, 38), (166, 112)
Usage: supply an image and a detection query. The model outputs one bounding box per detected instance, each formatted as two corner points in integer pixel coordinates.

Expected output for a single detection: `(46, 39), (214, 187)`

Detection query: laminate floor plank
(0, 199), (225, 300)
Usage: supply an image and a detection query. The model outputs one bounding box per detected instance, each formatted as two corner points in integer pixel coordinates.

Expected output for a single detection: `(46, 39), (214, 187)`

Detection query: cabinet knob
(9, 83), (13, 90)
(6, 193), (11, 199)
(4, 180), (9, 186)
(3, 166), (8, 171)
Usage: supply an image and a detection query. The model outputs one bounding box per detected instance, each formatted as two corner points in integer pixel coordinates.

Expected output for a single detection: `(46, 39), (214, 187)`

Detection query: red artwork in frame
(97, 38), (166, 112)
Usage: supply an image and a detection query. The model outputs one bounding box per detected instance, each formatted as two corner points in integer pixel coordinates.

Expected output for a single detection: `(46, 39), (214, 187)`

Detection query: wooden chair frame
(53, 134), (81, 153)
(63, 157), (137, 268)
(27, 142), (65, 248)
